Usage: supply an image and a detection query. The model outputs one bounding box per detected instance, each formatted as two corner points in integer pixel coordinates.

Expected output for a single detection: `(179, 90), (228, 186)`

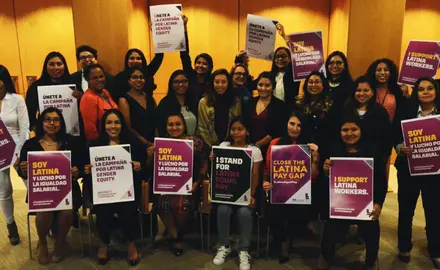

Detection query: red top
(265, 137), (319, 181)
(80, 89), (118, 141)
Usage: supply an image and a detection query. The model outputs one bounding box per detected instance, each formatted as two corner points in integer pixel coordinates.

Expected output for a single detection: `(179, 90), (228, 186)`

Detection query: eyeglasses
(328, 60), (343, 66)
(43, 118), (61, 124)
(79, 55), (95, 61)
(274, 54), (289, 60)
(233, 72), (247, 77)
(130, 75), (145, 80)
(172, 79), (189, 85)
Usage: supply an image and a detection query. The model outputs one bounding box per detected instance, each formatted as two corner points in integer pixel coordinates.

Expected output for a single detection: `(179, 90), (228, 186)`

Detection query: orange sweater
(80, 89), (118, 141)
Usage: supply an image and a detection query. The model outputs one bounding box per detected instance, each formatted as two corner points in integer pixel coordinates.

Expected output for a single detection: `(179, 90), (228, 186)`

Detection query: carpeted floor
(0, 185), (435, 270)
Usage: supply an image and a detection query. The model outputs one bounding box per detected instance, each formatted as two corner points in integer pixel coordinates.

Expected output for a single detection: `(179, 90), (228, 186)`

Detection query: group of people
(0, 15), (439, 270)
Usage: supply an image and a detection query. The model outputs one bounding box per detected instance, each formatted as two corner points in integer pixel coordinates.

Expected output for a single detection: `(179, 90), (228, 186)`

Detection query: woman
(262, 111), (319, 264)
(211, 116), (262, 270)
(249, 72), (285, 156)
(84, 109), (144, 266)
(156, 70), (198, 137)
(18, 107), (82, 264)
(318, 118), (387, 270)
(25, 52), (82, 130)
(344, 76), (392, 161)
(231, 64), (252, 99)
(147, 113), (208, 256)
(198, 69), (241, 148)
(180, 15), (214, 101)
(296, 71), (337, 151)
(80, 64), (118, 141)
(0, 65), (29, 245)
(366, 58), (409, 122)
(393, 77), (440, 269)
(118, 67), (157, 146)
(114, 48), (164, 99)
(325, 51), (353, 107)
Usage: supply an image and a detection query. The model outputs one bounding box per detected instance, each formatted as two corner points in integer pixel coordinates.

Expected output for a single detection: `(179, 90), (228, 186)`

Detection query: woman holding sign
(198, 69), (241, 148)
(180, 15), (214, 101)
(393, 77), (440, 268)
(18, 107), (83, 264)
(0, 65), (29, 245)
(84, 109), (144, 265)
(156, 70), (198, 137)
(211, 116), (262, 270)
(147, 112), (208, 256)
(262, 111), (319, 264)
(114, 48), (163, 99)
(80, 64), (118, 141)
(318, 118), (387, 270)
(25, 52), (82, 131)
(118, 66), (157, 146)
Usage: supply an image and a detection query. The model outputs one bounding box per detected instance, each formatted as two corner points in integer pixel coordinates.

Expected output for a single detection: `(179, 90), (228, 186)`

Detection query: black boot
(7, 221), (20, 245)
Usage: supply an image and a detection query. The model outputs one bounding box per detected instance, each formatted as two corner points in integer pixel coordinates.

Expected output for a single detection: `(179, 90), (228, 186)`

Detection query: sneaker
(213, 246), (231, 265)
(239, 251), (251, 270)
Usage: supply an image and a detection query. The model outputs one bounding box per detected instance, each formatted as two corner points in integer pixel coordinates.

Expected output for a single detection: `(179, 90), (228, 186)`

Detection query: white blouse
(0, 93), (30, 156)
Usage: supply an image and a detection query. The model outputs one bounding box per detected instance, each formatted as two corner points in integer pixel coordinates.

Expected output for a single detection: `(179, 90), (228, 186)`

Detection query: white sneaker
(239, 251), (251, 270)
(213, 246), (231, 265)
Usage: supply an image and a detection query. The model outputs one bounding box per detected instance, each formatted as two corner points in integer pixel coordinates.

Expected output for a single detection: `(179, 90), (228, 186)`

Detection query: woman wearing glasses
(79, 64), (118, 141)
(118, 67), (157, 146)
(156, 70), (198, 137)
(325, 51), (354, 109)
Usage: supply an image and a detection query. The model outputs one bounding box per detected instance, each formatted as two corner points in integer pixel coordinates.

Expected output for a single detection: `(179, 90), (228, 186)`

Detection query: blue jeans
(217, 204), (253, 252)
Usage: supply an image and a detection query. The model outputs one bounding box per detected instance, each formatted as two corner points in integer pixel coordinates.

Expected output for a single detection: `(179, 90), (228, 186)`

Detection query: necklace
(40, 139), (58, 146)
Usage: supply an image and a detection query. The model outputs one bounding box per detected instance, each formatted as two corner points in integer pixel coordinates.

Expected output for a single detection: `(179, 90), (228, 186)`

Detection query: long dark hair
(127, 66), (156, 95)
(338, 116), (365, 148)
(0, 65), (17, 94)
(255, 71), (276, 91)
(302, 71), (330, 103)
(164, 112), (188, 138)
(345, 76), (377, 112)
(366, 58), (403, 103)
(206, 69), (235, 107)
(194, 53), (214, 83)
(409, 77), (440, 110)
(166, 70), (196, 108)
(271, 47), (293, 75)
(97, 109), (132, 145)
(226, 116), (250, 145)
(278, 110), (308, 145)
(325, 51), (353, 84)
(35, 107), (67, 141)
(38, 52), (71, 84)
(124, 48), (148, 70)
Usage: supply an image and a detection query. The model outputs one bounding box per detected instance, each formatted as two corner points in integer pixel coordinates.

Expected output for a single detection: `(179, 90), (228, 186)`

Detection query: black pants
(94, 202), (139, 245)
(397, 170), (440, 258)
(321, 219), (380, 266)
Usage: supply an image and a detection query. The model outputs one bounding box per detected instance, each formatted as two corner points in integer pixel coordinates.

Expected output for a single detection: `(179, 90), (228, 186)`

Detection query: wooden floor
(0, 170), (435, 270)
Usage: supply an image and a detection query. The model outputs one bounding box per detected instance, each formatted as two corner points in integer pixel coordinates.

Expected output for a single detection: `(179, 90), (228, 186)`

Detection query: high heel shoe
(432, 258), (440, 269)
(127, 243), (139, 266)
(398, 252), (411, 264)
(171, 238), (183, 256)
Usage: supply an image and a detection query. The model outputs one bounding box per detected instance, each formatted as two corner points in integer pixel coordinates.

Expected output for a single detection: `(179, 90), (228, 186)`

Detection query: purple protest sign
(288, 30), (326, 82)
(0, 120), (17, 171)
(398, 40), (440, 86)
(401, 115), (440, 176)
(270, 145), (311, 204)
(28, 151), (72, 212)
(153, 138), (194, 195)
(330, 158), (373, 221)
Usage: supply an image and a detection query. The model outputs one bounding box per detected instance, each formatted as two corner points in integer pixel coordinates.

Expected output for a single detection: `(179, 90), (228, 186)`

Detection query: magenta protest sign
(28, 151), (72, 212)
(0, 120), (17, 171)
(401, 115), (440, 176)
(288, 30), (326, 82)
(153, 138), (193, 194)
(398, 40), (440, 86)
(270, 145), (311, 204)
(330, 158), (373, 220)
